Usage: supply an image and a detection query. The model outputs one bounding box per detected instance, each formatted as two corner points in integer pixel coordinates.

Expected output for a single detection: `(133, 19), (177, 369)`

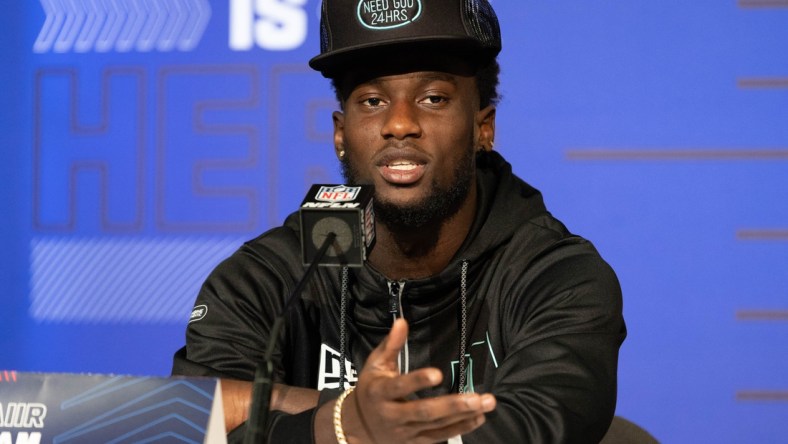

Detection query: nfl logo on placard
(316, 185), (361, 202)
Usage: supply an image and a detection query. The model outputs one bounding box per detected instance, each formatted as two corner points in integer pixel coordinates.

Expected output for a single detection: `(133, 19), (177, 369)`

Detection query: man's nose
(381, 100), (422, 140)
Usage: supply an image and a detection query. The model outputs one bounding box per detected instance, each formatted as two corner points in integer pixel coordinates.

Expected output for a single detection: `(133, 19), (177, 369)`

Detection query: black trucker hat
(309, 0), (502, 78)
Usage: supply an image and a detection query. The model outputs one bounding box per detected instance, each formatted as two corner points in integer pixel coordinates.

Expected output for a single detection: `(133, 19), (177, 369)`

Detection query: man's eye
(363, 98), (383, 107)
(421, 95), (447, 105)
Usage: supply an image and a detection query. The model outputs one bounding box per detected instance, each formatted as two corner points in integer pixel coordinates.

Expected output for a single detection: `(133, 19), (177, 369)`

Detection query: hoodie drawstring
(458, 260), (469, 394)
(339, 266), (349, 389)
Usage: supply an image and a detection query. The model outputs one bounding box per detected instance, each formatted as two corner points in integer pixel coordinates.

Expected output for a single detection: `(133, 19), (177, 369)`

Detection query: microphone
(299, 184), (376, 267)
(244, 184), (375, 444)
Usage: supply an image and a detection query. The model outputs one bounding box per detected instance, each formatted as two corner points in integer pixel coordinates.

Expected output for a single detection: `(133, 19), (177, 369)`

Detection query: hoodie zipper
(387, 280), (408, 374)
(388, 280), (405, 315)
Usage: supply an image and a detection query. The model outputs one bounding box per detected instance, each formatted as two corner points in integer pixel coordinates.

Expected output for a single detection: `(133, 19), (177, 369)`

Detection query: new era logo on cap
(357, 0), (423, 30)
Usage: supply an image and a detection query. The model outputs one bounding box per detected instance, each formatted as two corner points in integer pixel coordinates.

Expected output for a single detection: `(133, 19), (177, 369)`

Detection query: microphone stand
(244, 232), (338, 444)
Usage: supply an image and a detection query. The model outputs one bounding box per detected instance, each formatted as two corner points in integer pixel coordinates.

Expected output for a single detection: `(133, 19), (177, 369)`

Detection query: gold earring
(338, 150), (345, 159)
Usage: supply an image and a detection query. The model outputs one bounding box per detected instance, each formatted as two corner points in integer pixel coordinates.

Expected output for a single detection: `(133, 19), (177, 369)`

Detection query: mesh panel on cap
(320, 1), (330, 53)
(463, 0), (501, 48)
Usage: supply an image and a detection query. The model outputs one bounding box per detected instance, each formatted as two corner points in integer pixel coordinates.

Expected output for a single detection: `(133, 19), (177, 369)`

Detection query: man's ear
(476, 105), (496, 152)
(333, 110), (346, 160)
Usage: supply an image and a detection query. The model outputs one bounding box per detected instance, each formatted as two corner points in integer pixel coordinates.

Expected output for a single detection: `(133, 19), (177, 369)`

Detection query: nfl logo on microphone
(316, 185), (360, 203)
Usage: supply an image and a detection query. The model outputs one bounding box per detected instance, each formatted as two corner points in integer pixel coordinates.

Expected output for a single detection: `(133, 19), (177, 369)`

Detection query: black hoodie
(173, 151), (626, 443)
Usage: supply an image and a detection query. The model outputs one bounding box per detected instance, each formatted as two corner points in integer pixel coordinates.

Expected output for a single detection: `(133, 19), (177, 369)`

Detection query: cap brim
(309, 36), (500, 78)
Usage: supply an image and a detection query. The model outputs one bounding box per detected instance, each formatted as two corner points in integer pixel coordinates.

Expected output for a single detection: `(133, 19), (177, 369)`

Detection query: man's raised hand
(332, 318), (496, 444)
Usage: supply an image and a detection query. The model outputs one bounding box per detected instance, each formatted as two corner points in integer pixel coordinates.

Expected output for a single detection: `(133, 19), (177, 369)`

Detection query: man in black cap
(173, 1), (626, 442)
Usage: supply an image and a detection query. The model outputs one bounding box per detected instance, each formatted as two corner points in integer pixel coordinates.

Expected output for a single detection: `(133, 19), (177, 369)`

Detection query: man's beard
(340, 148), (475, 230)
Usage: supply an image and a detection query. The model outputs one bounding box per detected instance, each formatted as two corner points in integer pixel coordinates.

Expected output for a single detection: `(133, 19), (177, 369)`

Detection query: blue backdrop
(2, 1), (787, 442)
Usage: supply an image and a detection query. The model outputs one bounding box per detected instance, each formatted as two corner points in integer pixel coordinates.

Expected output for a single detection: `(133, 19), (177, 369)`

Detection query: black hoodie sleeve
(466, 237), (626, 443)
(171, 234), (318, 443)
(172, 244), (288, 381)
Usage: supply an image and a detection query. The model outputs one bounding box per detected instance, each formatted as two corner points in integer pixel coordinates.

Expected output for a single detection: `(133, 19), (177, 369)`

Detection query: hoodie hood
(456, 150), (550, 263)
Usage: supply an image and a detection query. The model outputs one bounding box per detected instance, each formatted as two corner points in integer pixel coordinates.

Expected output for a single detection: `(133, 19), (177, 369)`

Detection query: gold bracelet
(333, 386), (355, 444)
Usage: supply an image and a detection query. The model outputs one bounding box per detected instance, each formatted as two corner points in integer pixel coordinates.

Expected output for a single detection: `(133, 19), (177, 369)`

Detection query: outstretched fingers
(363, 392), (496, 443)
(394, 393), (497, 425)
(366, 366), (442, 401)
